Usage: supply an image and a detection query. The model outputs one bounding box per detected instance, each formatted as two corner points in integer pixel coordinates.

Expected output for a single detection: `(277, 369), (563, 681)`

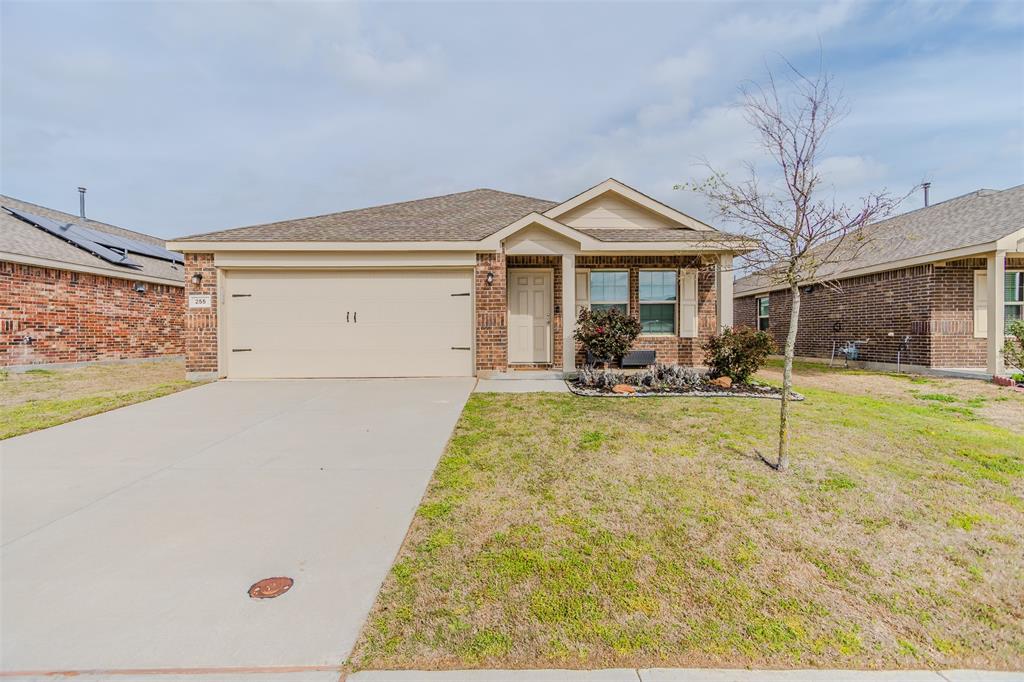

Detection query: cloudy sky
(2, 1), (1022, 238)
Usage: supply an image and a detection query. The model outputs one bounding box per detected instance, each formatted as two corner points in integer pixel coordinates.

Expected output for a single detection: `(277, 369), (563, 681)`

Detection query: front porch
(473, 248), (736, 377)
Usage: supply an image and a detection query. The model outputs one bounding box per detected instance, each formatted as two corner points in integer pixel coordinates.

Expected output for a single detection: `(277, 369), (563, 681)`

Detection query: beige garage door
(224, 269), (473, 378)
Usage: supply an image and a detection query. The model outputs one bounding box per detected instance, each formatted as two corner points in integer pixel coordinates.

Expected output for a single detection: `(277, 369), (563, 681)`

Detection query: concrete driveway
(1, 378), (473, 677)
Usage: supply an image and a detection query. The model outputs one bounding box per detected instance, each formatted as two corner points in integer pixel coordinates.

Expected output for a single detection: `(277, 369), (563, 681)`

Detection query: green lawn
(1, 360), (198, 439)
(351, 368), (1024, 671)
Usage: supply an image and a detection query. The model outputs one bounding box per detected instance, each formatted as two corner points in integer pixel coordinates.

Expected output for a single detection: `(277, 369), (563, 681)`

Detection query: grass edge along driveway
(1, 360), (199, 440)
(351, 370), (1024, 672)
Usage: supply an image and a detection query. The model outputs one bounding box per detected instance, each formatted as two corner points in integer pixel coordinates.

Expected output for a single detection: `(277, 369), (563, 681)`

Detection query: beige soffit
(169, 237), (755, 254)
(542, 178), (716, 231)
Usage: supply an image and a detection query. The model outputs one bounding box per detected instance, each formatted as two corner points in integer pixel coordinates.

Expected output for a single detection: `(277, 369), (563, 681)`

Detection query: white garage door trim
(223, 269), (474, 379)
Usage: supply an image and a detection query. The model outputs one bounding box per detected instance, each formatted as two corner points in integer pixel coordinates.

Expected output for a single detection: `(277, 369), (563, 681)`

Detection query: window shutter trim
(974, 270), (987, 339)
(575, 270), (590, 317)
(679, 269), (698, 338)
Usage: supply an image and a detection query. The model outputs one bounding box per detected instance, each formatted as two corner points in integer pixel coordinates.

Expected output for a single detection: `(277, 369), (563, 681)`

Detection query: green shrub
(574, 307), (642, 364)
(1003, 320), (1024, 374)
(703, 325), (775, 384)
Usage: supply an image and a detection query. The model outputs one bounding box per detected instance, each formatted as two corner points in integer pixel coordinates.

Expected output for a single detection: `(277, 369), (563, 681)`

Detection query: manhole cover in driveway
(248, 577), (293, 599)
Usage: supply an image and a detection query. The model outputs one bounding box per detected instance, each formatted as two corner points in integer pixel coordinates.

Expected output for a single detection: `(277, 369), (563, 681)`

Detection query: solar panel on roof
(3, 206), (144, 269)
(73, 223), (183, 265)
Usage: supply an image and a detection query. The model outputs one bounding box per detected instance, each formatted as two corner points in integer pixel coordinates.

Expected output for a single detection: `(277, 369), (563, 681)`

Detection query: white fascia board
(733, 240), (1005, 297)
(0, 250), (185, 287)
(578, 240), (756, 253)
(542, 178), (715, 231)
(995, 226), (1024, 251)
(168, 240), (493, 252)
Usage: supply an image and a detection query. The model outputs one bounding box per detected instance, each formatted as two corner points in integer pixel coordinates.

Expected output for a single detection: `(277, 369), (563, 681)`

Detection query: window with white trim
(639, 270), (677, 334)
(589, 270), (628, 314)
(756, 296), (770, 331)
(1007, 271), (1024, 323)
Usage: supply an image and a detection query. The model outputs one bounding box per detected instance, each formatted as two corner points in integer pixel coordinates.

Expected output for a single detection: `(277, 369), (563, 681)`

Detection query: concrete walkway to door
(0, 378), (473, 677)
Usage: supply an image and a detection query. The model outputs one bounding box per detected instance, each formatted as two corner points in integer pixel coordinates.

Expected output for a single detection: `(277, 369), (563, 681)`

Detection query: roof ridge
(174, 187), (556, 240)
(0, 193), (163, 244)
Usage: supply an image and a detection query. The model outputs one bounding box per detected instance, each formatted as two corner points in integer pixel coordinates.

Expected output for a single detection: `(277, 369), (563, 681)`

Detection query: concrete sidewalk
(348, 669), (1022, 682)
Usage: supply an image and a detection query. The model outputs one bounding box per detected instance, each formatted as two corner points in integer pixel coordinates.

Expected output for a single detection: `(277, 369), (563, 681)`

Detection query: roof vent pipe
(78, 187), (87, 219)
(922, 182), (931, 208)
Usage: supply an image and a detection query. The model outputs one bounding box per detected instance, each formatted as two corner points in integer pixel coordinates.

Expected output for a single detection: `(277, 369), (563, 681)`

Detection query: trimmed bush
(1003, 320), (1024, 375)
(703, 325), (774, 384)
(574, 307), (642, 364)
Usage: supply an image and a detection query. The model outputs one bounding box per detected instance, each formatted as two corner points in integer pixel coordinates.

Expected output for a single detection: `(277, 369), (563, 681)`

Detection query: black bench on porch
(585, 349), (657, 368)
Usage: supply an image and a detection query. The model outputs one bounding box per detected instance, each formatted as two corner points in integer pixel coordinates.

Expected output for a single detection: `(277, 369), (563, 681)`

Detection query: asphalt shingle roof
(0, 195), (184, 284)
(174, 189), (560, 242)
(173, 188), (744, 244)
(734, 185), (1024, 295)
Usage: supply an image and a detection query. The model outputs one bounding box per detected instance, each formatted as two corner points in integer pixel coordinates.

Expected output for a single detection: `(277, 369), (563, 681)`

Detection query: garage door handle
(451, 346), (470, 351)
(232, 294), (252, 298)
(451, 292), (470, 297)
(353, 312), (357, 323)
(347, 312), (350, 323)
(232, 348), (252, 352)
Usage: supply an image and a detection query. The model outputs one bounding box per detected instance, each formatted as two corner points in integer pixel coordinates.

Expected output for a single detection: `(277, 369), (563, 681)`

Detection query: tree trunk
(776, 283), (801, 471)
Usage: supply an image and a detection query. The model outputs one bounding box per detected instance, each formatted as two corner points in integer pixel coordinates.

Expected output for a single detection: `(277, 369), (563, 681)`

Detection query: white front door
(508, 269), (552, 363)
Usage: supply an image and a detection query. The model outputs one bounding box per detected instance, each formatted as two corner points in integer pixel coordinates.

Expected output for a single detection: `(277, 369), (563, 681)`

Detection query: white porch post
(987, 251), (1006, 376)
(716, 253), (734, 332)
(562, 253), (576, 372)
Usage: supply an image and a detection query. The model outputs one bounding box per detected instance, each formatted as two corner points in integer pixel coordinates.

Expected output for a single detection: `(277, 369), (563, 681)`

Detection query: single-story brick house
(168, 179), (754, 380)
(1, 194), (185, 368)
(733, 185), (1024, 377)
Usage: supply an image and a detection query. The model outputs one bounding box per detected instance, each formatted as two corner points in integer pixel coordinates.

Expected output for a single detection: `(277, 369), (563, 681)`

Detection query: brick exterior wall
(474, 252), (507, 371)
(0, 259), (183, 367)
(183, 253), (218, 376)
(576, 255), (716, 367)
(734, 255), (1024, 369)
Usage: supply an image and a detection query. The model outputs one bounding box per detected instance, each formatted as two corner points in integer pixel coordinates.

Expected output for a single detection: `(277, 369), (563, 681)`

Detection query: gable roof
(544, 178), (716, 231)
(172, 181), (748, 249)
(734, 184), (1024, 295)
(174, 189), (558, 242)
(0, 194), (184, 285)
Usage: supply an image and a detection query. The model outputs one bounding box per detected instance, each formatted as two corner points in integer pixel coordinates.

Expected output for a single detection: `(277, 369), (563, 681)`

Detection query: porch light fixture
(191, 272), (203, 286)
(485, 271), (494, 286)
(132, 281), (147, 293)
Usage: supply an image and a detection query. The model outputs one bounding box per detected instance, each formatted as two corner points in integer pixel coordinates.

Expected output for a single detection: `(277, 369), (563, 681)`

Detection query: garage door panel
(225, 269), (472, 378)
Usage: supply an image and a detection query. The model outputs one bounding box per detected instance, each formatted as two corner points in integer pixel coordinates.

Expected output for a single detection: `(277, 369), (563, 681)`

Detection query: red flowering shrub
(574, 307), (642, 364)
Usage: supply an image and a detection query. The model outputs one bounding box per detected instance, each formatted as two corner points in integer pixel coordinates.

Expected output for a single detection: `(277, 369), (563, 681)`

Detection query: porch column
(987, 250), (1006, 376)
(716, 253), (734, 332)
(562, 253), (576, 372)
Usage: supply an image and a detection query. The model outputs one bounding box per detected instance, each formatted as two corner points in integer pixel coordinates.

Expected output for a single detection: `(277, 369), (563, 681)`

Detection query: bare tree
(685, 61), (908, 471)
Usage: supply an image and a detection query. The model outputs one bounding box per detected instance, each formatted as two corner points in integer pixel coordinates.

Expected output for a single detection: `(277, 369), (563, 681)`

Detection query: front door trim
(507, 267), (554, 364)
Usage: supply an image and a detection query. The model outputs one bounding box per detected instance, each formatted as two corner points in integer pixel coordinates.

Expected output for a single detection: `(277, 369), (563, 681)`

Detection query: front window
(1006, 271), (1024, 323)
(590, 270), (628, 315)
(757, 296), (769, 331)
(639, 270), (677, 334)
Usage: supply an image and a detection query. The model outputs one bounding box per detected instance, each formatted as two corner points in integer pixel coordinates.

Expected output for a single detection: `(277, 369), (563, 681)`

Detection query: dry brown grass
(0, 359), (196, 439)
(351, 367), (1024, 671)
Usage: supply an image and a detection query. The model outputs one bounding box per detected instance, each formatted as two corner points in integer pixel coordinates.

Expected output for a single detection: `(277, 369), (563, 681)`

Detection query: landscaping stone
(710, 376), (733, 388)
(612, 383), (637, 394)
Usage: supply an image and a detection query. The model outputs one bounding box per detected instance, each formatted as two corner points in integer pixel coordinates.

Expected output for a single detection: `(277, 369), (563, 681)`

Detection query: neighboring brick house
(733, 185), (1024, 377)
(167, 179), (755, 380)
(1, 194), (185, 368)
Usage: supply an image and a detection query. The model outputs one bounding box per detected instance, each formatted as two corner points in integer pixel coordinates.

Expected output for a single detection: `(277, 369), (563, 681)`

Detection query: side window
(757, 296), (769, 331)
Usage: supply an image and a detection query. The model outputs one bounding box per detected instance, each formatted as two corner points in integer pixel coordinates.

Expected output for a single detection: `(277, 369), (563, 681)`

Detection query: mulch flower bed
(566, 377), (803, 401)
